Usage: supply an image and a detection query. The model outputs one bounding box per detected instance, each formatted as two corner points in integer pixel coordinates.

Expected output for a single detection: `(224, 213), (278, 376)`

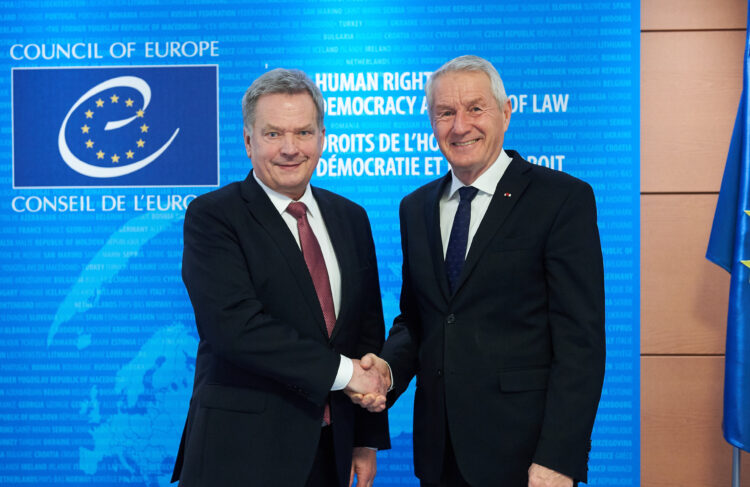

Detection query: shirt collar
(446, 149), (512, 199)
(252, 171), (319, 219)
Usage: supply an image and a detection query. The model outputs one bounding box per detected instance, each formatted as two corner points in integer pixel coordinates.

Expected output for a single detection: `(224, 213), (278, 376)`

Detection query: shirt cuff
(331, 355), (353, 391)
(385, 360), (394, 392)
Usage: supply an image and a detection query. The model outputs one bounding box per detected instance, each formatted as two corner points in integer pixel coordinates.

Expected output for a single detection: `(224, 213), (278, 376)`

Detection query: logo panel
(13, 65), (219, 188)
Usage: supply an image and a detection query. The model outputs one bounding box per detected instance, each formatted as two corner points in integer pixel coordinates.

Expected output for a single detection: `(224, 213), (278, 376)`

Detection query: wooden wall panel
(641, 2), (749, 486)
(641, 194), (729, 354)
(642, 356), (750, 487)
(641, 31), (744, 193)
(642, 0), (747, 31)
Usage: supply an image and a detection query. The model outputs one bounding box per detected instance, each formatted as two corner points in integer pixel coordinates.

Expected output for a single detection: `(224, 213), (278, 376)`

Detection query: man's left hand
(349, 447), (377, 487)
(528, 463), (573, 487)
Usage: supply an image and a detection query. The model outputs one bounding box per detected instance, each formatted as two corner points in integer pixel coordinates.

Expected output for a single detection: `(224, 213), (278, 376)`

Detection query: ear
(502, 99), (512, 131)
(243, 127), (253, 159)
(319, 126), (326, 152)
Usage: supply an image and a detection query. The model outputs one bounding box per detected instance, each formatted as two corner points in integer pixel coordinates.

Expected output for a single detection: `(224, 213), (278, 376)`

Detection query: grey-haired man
(172, 68), (390, 487)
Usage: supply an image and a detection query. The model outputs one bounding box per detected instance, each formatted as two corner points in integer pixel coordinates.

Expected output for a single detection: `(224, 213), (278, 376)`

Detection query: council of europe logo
(12, 65), (219, 188)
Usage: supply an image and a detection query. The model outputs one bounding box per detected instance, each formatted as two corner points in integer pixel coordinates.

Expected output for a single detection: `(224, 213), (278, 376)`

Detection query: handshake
(343, 353), (391, 413)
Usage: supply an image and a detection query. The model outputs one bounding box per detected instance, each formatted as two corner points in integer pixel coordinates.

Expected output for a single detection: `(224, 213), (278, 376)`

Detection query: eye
(266, 131), (279, 138)
(470, 106), (483, 113)
(299, 130), (312, 136)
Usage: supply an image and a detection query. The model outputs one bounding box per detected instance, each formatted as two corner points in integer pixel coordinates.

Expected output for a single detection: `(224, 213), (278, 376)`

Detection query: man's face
(244, 92), (325, 200)
(430, 70), (512, 185)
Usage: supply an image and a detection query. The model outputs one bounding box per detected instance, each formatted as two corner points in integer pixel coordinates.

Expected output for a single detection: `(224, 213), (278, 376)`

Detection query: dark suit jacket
(381, 151), (605, 486)
(172, 171), (390, 487)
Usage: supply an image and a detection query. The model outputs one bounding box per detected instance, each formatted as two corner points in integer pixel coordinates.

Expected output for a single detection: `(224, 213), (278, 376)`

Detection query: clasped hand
(343, 353), (390, 413)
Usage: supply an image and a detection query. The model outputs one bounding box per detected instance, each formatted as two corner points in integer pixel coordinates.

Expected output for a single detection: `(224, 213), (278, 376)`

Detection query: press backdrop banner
(0, 1), (640, 485)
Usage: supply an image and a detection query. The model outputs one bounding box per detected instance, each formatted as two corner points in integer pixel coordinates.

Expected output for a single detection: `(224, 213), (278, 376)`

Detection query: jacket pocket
(498, 367), (549, 392)
(199, 384), (267, 413)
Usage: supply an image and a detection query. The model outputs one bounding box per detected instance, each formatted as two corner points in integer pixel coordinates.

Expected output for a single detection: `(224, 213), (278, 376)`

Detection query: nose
(452, 109), (470, 134)
(280, 133), (299, 157)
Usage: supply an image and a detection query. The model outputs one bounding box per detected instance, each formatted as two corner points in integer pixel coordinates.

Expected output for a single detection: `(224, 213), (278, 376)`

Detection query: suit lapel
(451, 153), (531, 296)
(240, 172), (328, 337)
(424, 173), (452, 302)
(313, 187), (352, 341)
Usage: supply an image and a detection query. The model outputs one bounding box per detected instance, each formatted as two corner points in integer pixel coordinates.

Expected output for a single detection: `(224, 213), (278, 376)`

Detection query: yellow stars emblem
(82, 92), (151, 165)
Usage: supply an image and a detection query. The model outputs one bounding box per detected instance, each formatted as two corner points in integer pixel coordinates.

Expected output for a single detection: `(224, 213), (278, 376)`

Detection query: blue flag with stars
(12, 65), (218, 188)
(706, 19), (750, 453)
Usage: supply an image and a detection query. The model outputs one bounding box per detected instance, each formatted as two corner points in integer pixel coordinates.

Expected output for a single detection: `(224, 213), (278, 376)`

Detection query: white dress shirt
(253, 172), (353, 391)
(439, 150), (512, 256)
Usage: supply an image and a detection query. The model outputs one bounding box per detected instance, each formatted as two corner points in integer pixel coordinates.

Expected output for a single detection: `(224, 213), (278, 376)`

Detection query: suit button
(446, 314), (456, 325)
(437, 369), (443, 377)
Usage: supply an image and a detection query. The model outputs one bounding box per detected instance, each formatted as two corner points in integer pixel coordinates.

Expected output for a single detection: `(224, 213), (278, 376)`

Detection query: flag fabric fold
(706, 19), (750, 453)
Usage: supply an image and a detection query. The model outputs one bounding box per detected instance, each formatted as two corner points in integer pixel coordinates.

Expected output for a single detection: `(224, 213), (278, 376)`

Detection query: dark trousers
(305, 426), (339, 487)
(420, 423), (471, 487)
(419, 424), (581, 487)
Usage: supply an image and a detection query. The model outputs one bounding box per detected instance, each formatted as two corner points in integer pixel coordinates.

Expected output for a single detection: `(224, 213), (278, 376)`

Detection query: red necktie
(286, 201), (335, 424)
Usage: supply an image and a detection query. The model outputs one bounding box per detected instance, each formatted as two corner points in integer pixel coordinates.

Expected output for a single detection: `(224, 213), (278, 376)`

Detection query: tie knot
(286, 201), (308, 220)
(458, 186), (479, 202)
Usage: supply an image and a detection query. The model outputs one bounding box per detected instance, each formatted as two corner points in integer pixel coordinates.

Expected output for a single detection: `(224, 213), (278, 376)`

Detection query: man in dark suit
(356, 55), (605, 486)
(171, 68), (390, 487)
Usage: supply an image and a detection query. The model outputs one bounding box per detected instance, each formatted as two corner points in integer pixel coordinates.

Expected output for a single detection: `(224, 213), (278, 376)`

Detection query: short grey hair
(425, 55), (508, 110)
(241, 68), (325, 135)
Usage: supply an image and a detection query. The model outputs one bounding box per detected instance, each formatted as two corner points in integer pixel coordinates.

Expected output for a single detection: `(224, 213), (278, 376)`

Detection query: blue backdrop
(1, 1), (640, 485)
